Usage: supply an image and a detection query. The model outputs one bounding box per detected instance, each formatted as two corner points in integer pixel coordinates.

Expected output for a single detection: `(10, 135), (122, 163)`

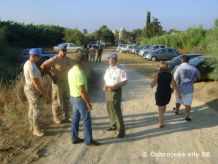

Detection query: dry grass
(117, 53), (160, 78)
(194, 81), (218, 109)
(0, 74), (53, 163)
(0, 64), (93, 163)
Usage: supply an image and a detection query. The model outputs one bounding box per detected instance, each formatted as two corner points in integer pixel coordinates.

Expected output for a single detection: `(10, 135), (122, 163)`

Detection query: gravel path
(16, 52), (218, 164)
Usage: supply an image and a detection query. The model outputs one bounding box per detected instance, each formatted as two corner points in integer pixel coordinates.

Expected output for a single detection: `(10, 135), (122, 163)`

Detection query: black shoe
(185, 117), (191, 121)
(106, 127), (116, 131)
(86, 140), (100, 146)
(72, 138), (84, 144)
(173, 108), (179, 115)
(115, 133), (125, 138)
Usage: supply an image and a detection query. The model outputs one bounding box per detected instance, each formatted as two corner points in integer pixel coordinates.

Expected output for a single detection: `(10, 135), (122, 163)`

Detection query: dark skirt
(155, 91), (171, 106)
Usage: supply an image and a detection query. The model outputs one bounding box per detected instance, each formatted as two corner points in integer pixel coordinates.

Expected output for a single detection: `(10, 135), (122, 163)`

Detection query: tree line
(0, 12), (218, 81)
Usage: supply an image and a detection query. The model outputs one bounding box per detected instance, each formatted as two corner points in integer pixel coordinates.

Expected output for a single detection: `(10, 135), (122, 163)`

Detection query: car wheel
(151, 56), (157, 61)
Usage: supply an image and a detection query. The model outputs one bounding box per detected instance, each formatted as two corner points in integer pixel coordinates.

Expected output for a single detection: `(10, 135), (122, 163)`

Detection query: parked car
(131, 45), (143, 54)
(87, 40), (106, 48)
(119, 44), (136, 53)
(166, 54), (202, 71)
(54, 43), (83, 52)
(98, 40), (106, 47)
(139, 45), (166, 56)
(116, 44), (127, 51)
(144, 48), (178, 61)
(189, 56), (213, 81)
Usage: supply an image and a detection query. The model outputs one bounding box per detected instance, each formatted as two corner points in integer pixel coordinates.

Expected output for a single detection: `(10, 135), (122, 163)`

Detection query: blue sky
(0, 0), (217, 32)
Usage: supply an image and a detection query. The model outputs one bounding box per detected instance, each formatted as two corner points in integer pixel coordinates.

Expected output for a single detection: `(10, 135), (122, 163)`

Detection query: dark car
(166, 54), (202, 70)
(189, 56), (213, 81)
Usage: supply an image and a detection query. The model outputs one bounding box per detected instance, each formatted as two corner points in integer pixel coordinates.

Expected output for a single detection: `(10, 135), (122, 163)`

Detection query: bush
(139, 27), (206, 53)
(204, 20), (218, 80)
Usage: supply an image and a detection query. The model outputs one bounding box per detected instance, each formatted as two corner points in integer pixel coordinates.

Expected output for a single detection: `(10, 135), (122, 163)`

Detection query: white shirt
(24, 60), (43, 85)
(104, 65), (127, 86)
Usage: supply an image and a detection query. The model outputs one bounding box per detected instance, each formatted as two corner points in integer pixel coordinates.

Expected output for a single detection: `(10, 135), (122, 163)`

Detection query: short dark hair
(181, 55), (189, 63)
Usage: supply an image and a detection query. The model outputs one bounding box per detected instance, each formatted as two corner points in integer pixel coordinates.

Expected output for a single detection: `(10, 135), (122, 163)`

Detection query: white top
(104, 65), (127, 86)
(23, 60), (43, 85)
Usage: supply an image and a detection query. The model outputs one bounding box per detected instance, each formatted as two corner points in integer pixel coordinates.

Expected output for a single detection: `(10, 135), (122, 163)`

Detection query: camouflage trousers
(24, 85), (42, 130)
(52, 82), (70, 120)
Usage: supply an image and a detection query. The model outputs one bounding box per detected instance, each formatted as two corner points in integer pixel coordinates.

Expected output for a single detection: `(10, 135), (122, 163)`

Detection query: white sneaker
(33, 129), (44, 137)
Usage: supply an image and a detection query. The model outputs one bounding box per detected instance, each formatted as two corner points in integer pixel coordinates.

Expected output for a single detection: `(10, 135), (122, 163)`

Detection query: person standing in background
(96, 46), (103, 63)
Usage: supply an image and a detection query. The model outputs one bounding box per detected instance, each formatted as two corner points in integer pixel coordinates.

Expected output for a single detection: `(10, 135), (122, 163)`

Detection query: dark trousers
(96, 55), (102, 63)
(105, 88), (125, 134)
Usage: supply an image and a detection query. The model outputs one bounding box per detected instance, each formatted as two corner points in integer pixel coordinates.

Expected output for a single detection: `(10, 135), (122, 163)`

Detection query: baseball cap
(29, 48), (40, 57)
(57, 44), (67, 51)
(107, 53), (117, 59)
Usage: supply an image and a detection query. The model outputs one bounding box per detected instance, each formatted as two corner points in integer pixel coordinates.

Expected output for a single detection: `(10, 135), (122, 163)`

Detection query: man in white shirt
(23, 48), (48, 137)
(103, 54), (127, 138)
(173, 55), (200, 121)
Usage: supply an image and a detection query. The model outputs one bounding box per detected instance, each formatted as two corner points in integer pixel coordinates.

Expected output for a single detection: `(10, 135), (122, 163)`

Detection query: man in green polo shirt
(68, 52), (100, 146)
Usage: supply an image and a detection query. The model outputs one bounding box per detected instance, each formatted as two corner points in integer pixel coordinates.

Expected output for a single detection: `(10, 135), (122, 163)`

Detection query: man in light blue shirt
(173, 55), (200, 121)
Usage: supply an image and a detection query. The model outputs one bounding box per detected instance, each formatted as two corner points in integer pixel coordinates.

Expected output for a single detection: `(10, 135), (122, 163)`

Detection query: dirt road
(13, 51), (218, 164)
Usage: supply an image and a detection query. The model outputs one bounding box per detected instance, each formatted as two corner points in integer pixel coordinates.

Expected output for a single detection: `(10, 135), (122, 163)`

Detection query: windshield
(171, 55), (182, 63)
(189, 57), (204, 66)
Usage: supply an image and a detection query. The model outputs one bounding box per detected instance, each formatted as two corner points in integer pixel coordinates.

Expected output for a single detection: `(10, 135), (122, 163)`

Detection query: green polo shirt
(68, 65), (87, 97)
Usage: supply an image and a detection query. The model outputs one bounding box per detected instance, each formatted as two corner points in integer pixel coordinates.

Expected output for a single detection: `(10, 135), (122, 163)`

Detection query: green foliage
(95, 25), (115, 44)
(140, 27), (206, 53)
(144, 12), (163, 38)
(64, 28), (86, 45)
(0, 26), (21, 83)
(0, 21), (64, 47)
(204, 19), (218, 80)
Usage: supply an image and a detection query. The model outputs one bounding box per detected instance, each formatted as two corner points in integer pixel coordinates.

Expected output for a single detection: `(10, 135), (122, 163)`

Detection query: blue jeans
(70, 97), (93, 144)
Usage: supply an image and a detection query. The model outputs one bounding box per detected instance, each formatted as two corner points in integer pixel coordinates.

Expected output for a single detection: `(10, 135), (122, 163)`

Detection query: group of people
(151, 55), (200, 128)
(87, 45), (104, 62)
(23, 45), (199, 146)
(23, 44), (127, 146)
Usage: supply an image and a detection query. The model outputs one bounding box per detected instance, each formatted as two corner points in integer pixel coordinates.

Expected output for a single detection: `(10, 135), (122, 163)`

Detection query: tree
(150, 17), (163, 37)
(64, 29), (86, 45)
(95, 25), (115, 44)
(144, 12), (163, 38)
(145, 11), (151, 38)
(130, 28), (143, 43)
(83, 29), (88, 35)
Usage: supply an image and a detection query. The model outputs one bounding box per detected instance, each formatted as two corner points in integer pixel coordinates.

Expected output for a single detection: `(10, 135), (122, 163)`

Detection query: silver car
(54, 43), (83, 52)
(139, 45), (166, 56)
(144, 48), (178, 61)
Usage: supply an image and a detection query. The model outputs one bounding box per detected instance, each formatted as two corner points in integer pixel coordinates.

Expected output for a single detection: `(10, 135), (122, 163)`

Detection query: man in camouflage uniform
(41, 44), (74, 124)
(24, 48), (48, 137)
